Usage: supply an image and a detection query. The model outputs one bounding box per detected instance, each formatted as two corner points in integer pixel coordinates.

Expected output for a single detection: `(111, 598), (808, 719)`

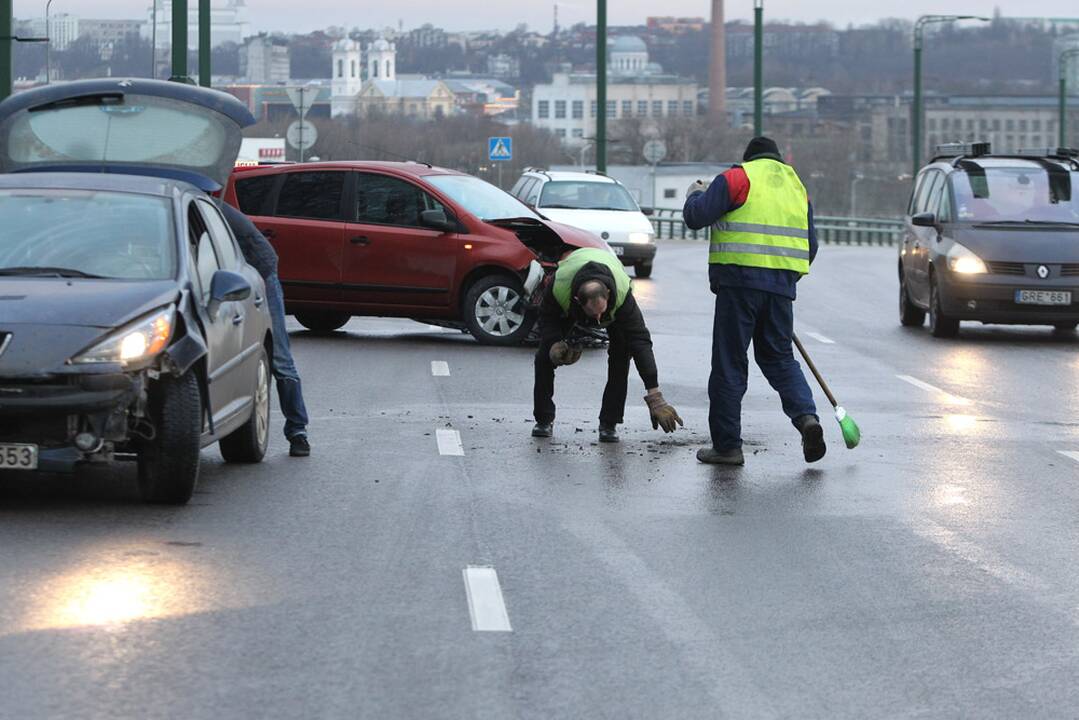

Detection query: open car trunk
(0, 79), (255, 191)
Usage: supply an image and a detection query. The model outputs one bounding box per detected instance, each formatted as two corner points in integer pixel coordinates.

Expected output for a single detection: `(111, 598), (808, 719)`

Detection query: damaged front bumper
(0, 371), (145, 473)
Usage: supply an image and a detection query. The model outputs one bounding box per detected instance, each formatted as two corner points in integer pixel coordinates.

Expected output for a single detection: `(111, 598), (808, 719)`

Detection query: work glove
(549, 340), (583, 367)
(685, 179), (710, 199)
(644, 390), (684, 433)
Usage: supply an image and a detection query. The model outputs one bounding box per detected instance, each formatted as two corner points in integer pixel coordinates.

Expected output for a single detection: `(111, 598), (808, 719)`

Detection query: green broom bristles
(834, 407), (861, 450)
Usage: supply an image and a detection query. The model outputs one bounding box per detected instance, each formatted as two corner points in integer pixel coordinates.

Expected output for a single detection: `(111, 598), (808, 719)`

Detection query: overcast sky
(14, 1), (1078, 33)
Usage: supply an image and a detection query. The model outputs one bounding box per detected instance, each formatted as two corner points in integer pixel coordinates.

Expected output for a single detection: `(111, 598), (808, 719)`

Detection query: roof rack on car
(585, 169), (610, 178)
(929, 141), (991, 165)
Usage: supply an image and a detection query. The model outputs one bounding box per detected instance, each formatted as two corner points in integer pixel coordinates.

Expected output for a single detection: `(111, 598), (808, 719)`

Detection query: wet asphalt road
(2, 240), (1079, 719)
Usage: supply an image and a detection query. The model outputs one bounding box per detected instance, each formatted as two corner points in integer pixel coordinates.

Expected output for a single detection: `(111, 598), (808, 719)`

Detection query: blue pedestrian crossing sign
(488, 136), (513, 162)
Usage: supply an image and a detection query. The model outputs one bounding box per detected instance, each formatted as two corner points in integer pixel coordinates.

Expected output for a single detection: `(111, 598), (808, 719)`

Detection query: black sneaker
(289, 435), (311, 457)
(598, 424), (620, 443)
(696, 447), (745, 465)
(795, 415), (826, 463)
(532, 422), (553, 438)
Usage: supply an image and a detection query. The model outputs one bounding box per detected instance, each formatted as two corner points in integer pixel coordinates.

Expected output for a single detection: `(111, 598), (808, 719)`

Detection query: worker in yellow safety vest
(683, 136), (825, 466)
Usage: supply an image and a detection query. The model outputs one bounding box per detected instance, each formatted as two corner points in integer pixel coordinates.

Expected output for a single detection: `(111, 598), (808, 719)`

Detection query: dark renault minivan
(899, 144), (1079, 337)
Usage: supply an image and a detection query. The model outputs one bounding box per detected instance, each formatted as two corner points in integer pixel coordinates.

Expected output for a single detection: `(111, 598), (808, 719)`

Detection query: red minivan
(223, 162), (608, 345)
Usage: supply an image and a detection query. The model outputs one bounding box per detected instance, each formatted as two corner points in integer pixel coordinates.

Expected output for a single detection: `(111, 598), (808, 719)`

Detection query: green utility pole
(1060, 49), (1079, 147)
(596, 0), (607, 172)
(912, 15), (990, 177)
(0, 0), (11, 101)
(198, 0), (211, 87)
(753, 0), (763, 136)
(170, 0), (188, 82)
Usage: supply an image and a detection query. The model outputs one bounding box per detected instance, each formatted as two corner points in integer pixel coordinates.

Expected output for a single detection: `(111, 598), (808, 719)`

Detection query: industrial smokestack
(709, 0), (726, 120)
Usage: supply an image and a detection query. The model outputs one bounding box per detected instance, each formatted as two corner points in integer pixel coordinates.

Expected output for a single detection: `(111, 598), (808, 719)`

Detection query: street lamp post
(1059, 48), (1079, 148)
(753, 0), (763, 136)
(596, 0), (607, 172)
(912, 14), (991, 177)
(44, 0), (55, 83)
(850, 173), (865, 217)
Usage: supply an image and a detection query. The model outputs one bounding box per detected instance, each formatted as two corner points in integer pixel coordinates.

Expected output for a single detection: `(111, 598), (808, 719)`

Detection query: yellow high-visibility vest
(709, 158), (811, 275)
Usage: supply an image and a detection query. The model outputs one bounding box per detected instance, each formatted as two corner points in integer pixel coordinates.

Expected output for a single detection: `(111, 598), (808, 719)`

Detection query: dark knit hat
(743, 136), (782, 162)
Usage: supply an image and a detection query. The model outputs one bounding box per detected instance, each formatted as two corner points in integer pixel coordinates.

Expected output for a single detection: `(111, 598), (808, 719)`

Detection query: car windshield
(426, 175), (538, 222)
(539, 181), (638, 211)
(953, 167), (1079, 224)
(0, 189), (176, 280)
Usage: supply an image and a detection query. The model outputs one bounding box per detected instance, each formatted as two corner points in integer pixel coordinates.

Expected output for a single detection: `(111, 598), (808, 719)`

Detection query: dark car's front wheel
(138, 371), (202, 505)
(295, 310), (350, 334)
(899, 274), (926, 327)
(929, 274), (960, 338)
(220, 348), (271, 463)
(634, 262), (653, 279)
(463, 275), (535, 346)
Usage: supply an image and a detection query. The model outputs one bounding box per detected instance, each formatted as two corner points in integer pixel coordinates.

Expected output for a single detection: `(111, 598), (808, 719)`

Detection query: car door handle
(232, 313), (244, 326)
(259, 228), (276, 240)
(253, 294), (264, 308)
(350, 236), (371, 246)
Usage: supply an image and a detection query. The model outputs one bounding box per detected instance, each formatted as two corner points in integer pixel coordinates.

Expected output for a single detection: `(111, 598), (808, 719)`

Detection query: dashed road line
(436, 428), (464, 456)
(805, 331), (835, 345)
(463, 566), (512, 632)
(896, 374), (971, 405)
(1058, 451), (1079, 464)
(431, 361), (450, 377)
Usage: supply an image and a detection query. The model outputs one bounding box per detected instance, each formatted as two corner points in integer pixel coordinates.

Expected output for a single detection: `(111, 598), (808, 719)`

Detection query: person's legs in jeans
(752, 294), (817, 425)
(265, 274), (310, 440)
(533, 337), (558, 424)
(708, 288), (759, 451)
(599, 329), (631, 428)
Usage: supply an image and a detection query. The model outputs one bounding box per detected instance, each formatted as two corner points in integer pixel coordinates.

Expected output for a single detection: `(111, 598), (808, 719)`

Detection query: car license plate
(0, 443), (38, 470)
(611, 245), (624, 256)
(1015, 289), (1072, 306)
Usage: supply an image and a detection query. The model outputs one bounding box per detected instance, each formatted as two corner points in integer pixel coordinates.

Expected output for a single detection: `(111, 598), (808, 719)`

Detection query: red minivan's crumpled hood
(543, 219), (612, 253)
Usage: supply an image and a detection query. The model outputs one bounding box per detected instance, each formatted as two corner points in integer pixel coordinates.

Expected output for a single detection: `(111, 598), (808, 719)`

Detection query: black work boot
(598, 424), (620, 443)
(696, 447), (745, 465)
(795, 415), (826, 463)
(532, 422), (553, 438)
(289, 435), (311, 458)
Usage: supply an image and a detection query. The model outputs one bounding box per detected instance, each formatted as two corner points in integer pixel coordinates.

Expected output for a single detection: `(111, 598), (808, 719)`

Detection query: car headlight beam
(946, 244), (988, 275)
(71, 306), (175, 367)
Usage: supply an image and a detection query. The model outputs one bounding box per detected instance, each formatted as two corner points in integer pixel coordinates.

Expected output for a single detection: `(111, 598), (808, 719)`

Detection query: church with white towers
(331, 35), (456, 120)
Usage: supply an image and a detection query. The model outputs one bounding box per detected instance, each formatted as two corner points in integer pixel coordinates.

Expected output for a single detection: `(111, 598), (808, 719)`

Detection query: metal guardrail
(650, 209), (904, 246)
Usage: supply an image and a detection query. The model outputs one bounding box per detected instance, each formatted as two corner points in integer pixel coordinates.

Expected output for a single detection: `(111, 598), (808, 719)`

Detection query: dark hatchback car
(223, 162), (609, 345)
(899, 144), (1079, 337)
(0, 79), (272, 504)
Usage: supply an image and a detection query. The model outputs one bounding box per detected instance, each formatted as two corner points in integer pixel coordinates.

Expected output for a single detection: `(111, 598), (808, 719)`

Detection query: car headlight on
(627, 232), (654, 244)
(946, 244), (988, 275)
(71, 306), (175, 366)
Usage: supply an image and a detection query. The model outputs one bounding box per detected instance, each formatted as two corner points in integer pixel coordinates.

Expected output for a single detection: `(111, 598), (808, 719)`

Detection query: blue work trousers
(709, 287), (817, 451)
(265, 273), (310, 440)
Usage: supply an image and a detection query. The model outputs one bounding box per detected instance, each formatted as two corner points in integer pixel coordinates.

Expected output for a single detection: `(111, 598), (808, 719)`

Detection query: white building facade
(331, 39), (363, 117)
(531, 36), (699, 145)
(241, 35), (290, 84)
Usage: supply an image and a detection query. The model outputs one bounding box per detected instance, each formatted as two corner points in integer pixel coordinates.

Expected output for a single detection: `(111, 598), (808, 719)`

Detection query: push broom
(792, 333), (861, 449)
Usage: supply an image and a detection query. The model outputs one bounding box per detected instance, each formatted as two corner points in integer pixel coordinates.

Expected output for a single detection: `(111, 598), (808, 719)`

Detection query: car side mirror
(640, 207), (655, 216)
(420, 209), (456, 233)
(208, 269), (251, 317)
(911, 212), (938, 228)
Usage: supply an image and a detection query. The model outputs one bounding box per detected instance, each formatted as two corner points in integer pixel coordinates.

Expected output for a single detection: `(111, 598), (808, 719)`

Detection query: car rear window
(234, 174), (277, 215)
(274, 171), (344, 221)
(0, 189), (176, 280)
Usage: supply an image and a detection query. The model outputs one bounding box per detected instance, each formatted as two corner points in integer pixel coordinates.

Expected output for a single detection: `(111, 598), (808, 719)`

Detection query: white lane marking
(896, 374), (971, 405)
(463, 566), (512, 632)
(1058, 451), (1079, 464)
(805, 331), (835, 345)
(436, 428), (464, 456)
(431, 361), (450, 377)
